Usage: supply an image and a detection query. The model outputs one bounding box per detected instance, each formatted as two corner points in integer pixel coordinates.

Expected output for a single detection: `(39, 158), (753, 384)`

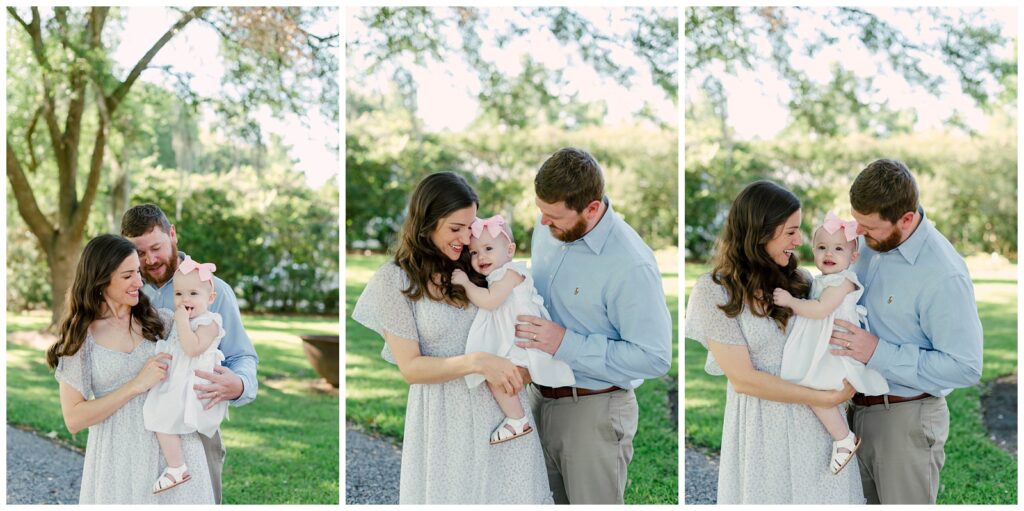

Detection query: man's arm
(552, 263), (673, 385)
(210, 278), (259, 406)
(865, 274), (983, 394)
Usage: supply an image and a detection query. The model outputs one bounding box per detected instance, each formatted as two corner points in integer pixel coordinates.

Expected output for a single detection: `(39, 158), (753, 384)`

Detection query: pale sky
(687, 7), (1018, 140)
(346, 7), (678, 132)
(111, 7), (339, 188)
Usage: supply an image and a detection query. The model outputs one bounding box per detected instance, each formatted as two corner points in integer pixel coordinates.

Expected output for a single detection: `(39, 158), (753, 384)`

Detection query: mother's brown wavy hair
(711, 181), (811, 331)
(46, 234), (166, 369)
(394, 172), (481, 307)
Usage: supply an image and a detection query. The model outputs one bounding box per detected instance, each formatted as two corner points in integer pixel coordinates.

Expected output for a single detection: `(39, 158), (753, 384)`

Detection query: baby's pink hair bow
(470, 215), (510, 242)
(822, 211), (859, 242)
(179, 256), (217, 282)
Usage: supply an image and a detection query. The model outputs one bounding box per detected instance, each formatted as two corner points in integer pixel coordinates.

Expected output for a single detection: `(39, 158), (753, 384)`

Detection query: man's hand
(194, 365), (244, 410)
(514, 315), (566, 356)
(829, 319), (878, 364)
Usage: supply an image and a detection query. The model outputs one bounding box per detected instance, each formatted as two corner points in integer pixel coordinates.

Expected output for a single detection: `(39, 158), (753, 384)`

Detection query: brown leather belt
(852, 392), (931, 407)
(534, 384), (622, 399)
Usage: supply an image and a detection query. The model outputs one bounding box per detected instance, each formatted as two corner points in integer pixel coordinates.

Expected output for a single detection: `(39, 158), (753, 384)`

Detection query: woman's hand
(819, 379), (856, 407)
(451, 269), (470, 287)
(132, 353), (172, 394)
(772, 287), (795, 307)
(473, 352), (523, 395)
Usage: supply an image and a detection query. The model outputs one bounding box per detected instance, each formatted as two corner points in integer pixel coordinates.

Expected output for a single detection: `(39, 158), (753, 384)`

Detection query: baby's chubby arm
(452, 268), (524, 310)
(772, 278), (856, 319)
(175, 306), (221, 357)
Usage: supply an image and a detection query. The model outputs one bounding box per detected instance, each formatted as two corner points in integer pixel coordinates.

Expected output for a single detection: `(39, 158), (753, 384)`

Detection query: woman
(352, 172), (552, 504)
(47, 234), (214, 504)
(685, 181), (864, 504)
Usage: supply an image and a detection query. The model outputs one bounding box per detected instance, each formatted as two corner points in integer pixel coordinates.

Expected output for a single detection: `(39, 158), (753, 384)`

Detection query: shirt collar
(894, 207), (931, 265)
(579, 197), (615, 255)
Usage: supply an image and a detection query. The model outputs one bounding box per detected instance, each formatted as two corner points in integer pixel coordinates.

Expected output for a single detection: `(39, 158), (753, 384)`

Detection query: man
(121, 204), (259, 504)
(830, 159), (983, 504)
(513, 147), (672, 504)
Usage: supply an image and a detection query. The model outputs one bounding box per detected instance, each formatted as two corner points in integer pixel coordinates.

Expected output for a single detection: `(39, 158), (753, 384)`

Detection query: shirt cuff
(229, 373), (256, 407)
(866, 337), (896, 373)
(553, 328), (585, 365)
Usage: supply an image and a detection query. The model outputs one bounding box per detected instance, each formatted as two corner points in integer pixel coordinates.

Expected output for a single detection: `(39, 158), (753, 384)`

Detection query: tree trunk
(46, 232), (82, 328)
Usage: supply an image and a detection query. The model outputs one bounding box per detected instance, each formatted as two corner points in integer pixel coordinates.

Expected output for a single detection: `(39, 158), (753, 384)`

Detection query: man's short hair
(535, 147), (605, 213)
(121, 204), (172, 238)
(850, 159), (919, 224)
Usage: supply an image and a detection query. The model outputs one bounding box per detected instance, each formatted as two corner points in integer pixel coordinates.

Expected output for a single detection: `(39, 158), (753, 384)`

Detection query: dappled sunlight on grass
(6, 310), (51, 333)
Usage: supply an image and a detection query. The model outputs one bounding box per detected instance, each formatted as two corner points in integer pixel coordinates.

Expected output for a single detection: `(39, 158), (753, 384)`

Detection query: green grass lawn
(684, 262), (1017, 504)
(6, 311), (340, 504)
(346, 253), (680, 504)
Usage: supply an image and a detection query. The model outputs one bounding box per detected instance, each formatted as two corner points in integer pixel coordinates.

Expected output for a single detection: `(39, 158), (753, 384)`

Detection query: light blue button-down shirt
(530, 199), (672, 390)
(854, 209), (983, 397)
(143, 252), (260, 407)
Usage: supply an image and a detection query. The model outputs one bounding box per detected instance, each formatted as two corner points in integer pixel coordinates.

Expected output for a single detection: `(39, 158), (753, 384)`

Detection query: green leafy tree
(6, 7), (337, 324)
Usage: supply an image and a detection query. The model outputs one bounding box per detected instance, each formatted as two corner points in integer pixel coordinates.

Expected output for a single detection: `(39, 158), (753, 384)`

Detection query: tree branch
(26, 106), (42, 173)
(7, 137), (56, 247)
(73, 110), (107, 235)
(7, 7), (30, 30)
(21, 8), (65, 171)
(107, 6), (209, 112)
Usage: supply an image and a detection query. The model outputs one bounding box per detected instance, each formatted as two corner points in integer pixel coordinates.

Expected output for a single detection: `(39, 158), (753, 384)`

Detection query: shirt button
(561, 246), (567, 251)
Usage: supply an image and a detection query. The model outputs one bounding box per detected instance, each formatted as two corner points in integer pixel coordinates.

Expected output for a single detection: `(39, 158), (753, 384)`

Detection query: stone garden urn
(300, 334), (339, 388)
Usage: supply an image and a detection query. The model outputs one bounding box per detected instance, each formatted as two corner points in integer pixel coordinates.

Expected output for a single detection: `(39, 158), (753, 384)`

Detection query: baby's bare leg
(486, 380), (525, 419)
(811, 405), (851, 441)
(156, 432), (185, 467)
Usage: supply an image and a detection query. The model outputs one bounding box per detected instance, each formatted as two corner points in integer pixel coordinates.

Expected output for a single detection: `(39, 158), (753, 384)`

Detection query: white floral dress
(352, 262), (553, 504)
(686, 273), (865, 504)
(54, 311), (214, 504)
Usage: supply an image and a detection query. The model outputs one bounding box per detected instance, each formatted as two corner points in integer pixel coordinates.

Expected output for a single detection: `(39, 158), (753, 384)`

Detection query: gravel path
(684, 445), (718, 504)
(6, 425), (83, 504)
(345, 425), (401, 504)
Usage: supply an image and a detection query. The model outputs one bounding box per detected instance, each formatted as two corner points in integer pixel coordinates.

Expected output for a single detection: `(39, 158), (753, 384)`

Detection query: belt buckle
(571, 387), (579, 402)
(883, 394), (890, 410)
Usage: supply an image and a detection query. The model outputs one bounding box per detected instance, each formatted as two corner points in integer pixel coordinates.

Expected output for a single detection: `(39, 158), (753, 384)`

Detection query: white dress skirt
(463, 261), (575, 388)
(143, 310), (230, 438)
(779, 269), (889, 395)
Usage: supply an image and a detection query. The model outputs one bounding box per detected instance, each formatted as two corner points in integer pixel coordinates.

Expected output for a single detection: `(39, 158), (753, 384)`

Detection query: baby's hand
(772, 287), (794, 307)
(451, 269), (470, 286)
(174, 304), (190, 322)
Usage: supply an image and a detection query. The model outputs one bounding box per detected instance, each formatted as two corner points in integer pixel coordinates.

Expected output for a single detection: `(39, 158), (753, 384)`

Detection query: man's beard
(550, 216), (589, 243)
(142, 240), (179, 286)
(864, 227), (903, 253)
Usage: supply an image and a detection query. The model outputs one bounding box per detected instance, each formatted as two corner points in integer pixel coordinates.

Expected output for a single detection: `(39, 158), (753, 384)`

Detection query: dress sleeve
(54, 342), (92, 400)
(352, 263), (420, 365)
(818, 269), (859, 290)
(191, 312), (227, 351)
(685, 274), (747, 376)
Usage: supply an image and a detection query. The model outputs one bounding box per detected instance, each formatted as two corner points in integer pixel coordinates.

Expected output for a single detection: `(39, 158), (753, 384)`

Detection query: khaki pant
(849, 396), (949, 504)
(528, 385), (638, 504)
(200, 430), (227, 504)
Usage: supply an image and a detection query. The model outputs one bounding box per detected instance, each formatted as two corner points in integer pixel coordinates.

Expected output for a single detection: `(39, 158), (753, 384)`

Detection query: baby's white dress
(780, 269), (889, 395)
(143, 310), (229, 438)
(464, 261), (575, 388)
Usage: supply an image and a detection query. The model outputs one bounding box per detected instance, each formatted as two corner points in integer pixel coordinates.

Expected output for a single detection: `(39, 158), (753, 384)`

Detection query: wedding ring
(845, 341), (851, 349)
(533, 333), (537, 340)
